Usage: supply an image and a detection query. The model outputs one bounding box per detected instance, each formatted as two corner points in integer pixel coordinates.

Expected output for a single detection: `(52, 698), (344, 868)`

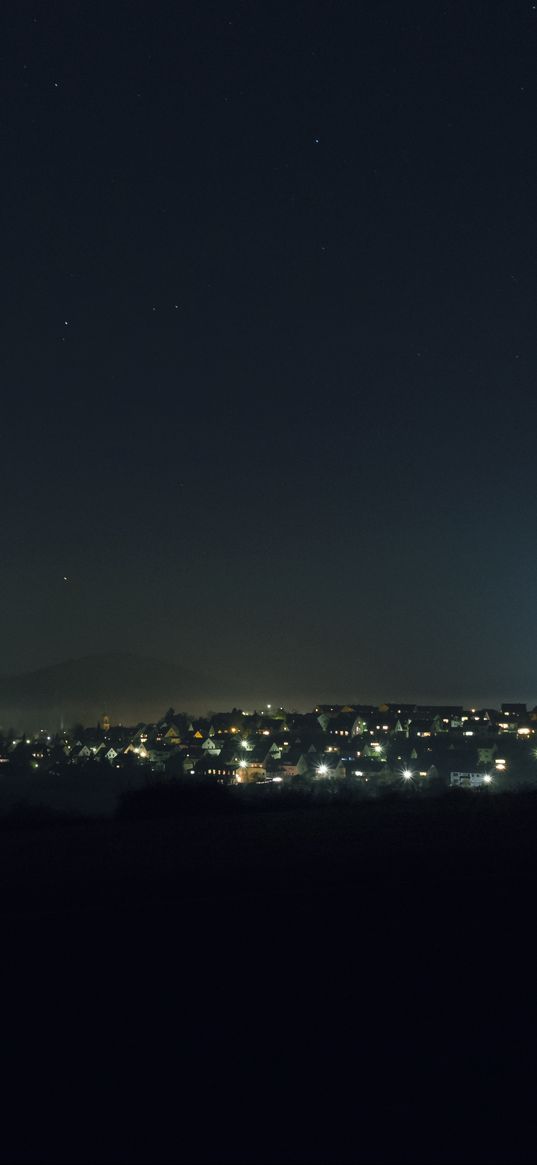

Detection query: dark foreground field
(1, 791), (537, 1164)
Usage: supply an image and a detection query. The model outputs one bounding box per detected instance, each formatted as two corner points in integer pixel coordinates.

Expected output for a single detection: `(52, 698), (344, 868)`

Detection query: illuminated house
(501, 703), (527, 720)
(450, 772), (492, 789)
(201, 736), (222, 756)
(194, 758), (238, 783)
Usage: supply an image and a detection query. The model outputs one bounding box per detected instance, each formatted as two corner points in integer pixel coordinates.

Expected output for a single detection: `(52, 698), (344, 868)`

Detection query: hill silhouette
(0, 652), (212, 729)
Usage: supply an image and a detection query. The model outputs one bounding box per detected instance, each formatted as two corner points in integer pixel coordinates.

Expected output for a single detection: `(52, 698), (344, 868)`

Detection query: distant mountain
(0, 652), (213, 730)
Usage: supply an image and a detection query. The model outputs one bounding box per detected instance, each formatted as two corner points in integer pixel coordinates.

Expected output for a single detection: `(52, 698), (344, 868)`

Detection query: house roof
(279, 747), (302, 765)
(325, 713), (355, 731)
(413, 706), (463, 717)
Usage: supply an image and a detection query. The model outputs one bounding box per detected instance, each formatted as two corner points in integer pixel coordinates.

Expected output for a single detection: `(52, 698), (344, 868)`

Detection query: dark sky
(2, 0), (537, 706)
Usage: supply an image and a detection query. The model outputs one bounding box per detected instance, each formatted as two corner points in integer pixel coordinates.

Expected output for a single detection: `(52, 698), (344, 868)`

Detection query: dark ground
(1, 792), (536, 1164)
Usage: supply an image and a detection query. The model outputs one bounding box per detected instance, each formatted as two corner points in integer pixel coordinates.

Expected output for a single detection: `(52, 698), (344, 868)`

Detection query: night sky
(3, 0), (537, 707)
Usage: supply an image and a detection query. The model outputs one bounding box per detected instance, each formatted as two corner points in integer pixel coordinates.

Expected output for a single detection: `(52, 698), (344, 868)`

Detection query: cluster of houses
(2, 701), (537, 790)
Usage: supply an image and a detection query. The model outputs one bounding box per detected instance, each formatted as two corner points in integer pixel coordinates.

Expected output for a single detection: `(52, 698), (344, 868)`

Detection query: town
(3, 699), (537, 795)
